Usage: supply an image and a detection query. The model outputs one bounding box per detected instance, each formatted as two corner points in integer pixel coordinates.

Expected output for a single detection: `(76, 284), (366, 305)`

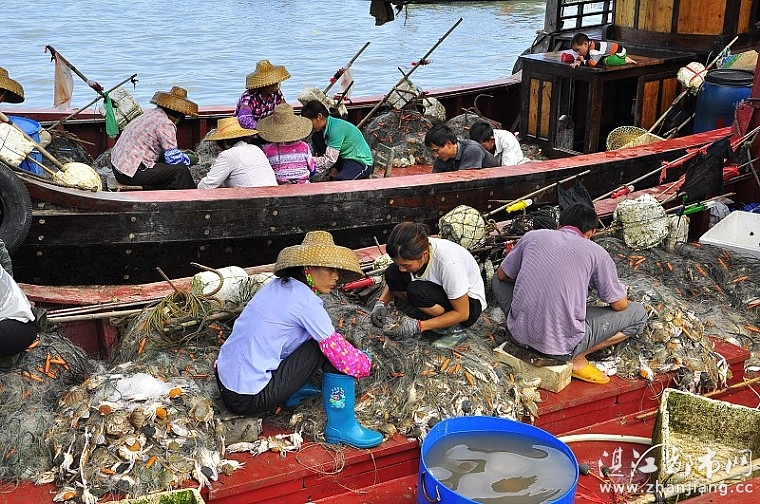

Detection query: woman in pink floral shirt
(257, 103), (316, 184)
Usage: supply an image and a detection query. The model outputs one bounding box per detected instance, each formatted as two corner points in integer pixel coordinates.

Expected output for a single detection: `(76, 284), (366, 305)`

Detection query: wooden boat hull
(11, 127), (730, 285)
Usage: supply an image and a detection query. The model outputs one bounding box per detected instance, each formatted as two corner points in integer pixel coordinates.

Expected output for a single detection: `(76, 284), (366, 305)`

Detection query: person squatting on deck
(256, 103), (316, 184)
(0, 262), (37, 363)
(214, 231), (383, 449)
(492, 203), (647, 384)
(197, 117), (277, 189)
(0, 67), (25, 104)
(235, 59), (289, 130)
(570, 33), (637, 69)
(300, 100), (373, 181)
(468, 120), (528, 166)
(372, 222), (487, 349)
(425, 124), (501, 173)
(109, 86), (198, 190)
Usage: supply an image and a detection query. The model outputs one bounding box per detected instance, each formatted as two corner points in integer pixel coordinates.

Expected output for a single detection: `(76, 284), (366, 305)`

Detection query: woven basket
(606, 126), (664, 151)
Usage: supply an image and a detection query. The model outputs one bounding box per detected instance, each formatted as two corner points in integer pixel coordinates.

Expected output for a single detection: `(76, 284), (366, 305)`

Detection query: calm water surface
(2, 0), (545, 109)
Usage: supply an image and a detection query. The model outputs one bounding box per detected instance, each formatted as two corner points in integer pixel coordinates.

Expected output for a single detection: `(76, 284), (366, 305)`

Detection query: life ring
(0, 162), (32, 254)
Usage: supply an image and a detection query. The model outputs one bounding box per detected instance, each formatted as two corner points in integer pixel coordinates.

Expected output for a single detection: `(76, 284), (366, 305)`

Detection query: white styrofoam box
(699, 210), (760, 259)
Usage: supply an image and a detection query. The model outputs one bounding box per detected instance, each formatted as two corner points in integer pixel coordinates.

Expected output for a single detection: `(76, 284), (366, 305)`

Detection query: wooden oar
(47, 73), (138, 131)
(484, 169), (591, 218)
(357, 18), (463, 130)
(323, 42), (370, 95)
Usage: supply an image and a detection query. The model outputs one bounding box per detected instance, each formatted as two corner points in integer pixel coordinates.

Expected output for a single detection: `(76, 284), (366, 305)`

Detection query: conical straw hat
(274, 231), (363, 284)
(0, 67), (24, 103)
(246, 60), (291, 90)
(207, 117), (257, 141)
(256, 103), (313, 143)
(150, 86), (198, 117)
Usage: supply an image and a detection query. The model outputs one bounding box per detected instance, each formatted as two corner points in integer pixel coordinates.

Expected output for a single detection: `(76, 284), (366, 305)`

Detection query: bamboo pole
(357, 18), (463, 130)
(47, 308), (146, 324)
(323, 42), (370, 95)
(45, 45), (106, 98)
(47, 74), (138, 131)
(46, 298), (156, 317)
(485, 169), (591, 218)
(647, 36), (738, 134)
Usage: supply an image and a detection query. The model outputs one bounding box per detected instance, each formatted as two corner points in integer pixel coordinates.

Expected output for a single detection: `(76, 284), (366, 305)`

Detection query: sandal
(572, 363), (610, 384)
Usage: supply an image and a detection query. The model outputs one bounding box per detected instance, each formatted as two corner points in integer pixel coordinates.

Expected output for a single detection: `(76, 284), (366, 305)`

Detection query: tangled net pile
(595, 236), (760, 377)
(363, 109), (434, 167)
(0, 332), (100, 484)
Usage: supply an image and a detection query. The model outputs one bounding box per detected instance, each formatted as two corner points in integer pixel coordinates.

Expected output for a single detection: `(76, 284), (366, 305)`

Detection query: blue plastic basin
(418, 416), (578, 503)
(7, 115), (43, 176)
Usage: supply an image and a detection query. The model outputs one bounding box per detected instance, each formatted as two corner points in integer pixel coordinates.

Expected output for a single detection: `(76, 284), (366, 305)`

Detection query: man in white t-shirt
(469, 120), (528, 166)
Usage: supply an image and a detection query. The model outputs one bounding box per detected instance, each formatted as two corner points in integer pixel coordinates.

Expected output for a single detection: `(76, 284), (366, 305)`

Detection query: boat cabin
(520, 0), (760, 155)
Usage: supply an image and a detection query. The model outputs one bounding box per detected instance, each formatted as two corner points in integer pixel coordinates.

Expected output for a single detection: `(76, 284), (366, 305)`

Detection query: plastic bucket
(7, 115), (43, 175)
(693, 69), (754, 133)
(417, 416), (578, 503)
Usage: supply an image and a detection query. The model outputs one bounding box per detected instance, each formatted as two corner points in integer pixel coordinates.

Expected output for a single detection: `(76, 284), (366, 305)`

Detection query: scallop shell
(129, 408), (145, 430)
(59, 386), (88, 408)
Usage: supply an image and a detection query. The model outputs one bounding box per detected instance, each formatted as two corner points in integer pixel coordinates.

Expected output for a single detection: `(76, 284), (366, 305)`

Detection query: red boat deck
(2, 339), (752, 504)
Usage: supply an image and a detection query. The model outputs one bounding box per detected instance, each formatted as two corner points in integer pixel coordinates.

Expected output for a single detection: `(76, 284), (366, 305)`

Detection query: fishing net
(386, 78), (447, 124)
(446, 111), (500, 138)
(438, 205), (490, 251)
(0, 331), (101, 484)
(594, 235), (760, 386)
(614, 194), (670, 250)
(297, 87), (348, 118)
(363, 109), (434, 167)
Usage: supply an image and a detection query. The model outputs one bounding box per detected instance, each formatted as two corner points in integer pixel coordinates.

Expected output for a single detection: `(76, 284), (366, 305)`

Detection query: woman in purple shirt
(215, 231), (382, 449)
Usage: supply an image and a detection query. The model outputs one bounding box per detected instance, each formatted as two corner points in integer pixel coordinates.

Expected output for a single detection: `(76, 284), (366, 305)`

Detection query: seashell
(105, 411), (132, 436)
(98, 404), (113, 415)
(59, 386), (88, 409)
(129, 408), (145, 429)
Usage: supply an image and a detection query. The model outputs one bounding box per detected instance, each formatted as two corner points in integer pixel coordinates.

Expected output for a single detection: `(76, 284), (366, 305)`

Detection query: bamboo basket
(606, 125), (664, 151)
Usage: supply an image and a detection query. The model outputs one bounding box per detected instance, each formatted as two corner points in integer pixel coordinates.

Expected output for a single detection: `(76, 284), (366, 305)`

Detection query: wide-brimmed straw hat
(246, 59), (291, 90)
(208, 117), (257, 141)
(150, 86), (198, 117)
(256, 103), (313, 143)
(0, 67), (24, 103)
(274, 231), (363, 284)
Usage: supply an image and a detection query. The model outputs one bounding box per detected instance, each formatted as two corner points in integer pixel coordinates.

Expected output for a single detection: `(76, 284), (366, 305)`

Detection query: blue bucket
(7, 115), (43, 176)
(693, 69), (754, 133)
(418, 416), (578, 504)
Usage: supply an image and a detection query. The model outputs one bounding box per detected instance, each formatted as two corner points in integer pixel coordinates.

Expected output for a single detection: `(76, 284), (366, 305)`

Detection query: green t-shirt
(324, 116), (373, 166)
